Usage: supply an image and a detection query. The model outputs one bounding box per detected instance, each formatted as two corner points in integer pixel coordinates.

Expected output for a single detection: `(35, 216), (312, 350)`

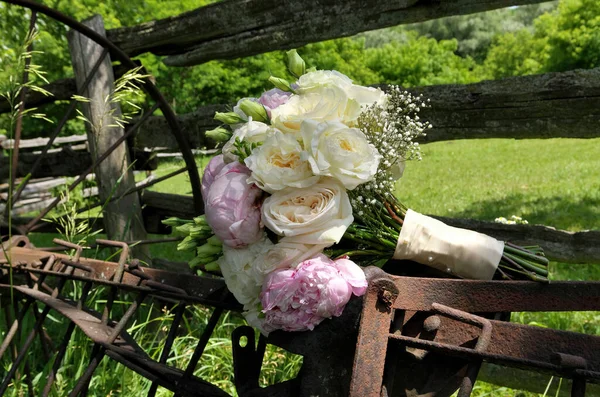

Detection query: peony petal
(334, 258), (368, 296)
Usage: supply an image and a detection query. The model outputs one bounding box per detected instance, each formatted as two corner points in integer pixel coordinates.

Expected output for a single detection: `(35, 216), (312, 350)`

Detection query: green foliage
(544, 0), (600, 71)
(480, 0), (600, 79)
(300, 38), (381, 85)
(397, 2), (558, 61)
(364, 32), (479, 87)
(148, 51), (287, 112)
(481, 29), (548, 79)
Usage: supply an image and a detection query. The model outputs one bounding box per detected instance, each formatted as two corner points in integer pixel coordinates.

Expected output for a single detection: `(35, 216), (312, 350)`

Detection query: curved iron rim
(1, 0), (204, 216)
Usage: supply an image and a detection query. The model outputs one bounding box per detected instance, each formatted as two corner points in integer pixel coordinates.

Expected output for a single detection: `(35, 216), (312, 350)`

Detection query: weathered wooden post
(67, 15), (149, 261)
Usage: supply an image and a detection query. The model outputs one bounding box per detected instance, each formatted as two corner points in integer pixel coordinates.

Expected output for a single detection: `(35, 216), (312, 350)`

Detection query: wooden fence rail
(134, 67), (600, 148)
(1, 134), (87, 149)
(7, 67), (598, 149)
(105, 0), (552, 66)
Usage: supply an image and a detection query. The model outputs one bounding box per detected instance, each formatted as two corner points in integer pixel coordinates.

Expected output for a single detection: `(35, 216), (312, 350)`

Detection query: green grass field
(4, 137), (600, 396)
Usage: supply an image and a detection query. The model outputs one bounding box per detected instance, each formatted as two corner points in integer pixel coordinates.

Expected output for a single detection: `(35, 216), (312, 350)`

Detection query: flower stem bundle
(340, 196), (549, 281)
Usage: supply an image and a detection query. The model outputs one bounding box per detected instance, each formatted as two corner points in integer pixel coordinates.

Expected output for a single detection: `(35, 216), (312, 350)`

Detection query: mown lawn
(8, 137), (600, 396)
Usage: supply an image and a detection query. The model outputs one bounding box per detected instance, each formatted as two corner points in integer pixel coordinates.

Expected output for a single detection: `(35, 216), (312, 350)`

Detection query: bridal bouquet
(165, 50), (548, 334)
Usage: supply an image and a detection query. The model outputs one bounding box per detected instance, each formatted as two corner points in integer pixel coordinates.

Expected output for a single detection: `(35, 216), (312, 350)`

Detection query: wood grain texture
(435, 215), (600, 265)
(68, 15), (148, 256)
(105, 0), (550, 66)
(130, 68), (600, 148)
(403, 67), (600, 142)
(0, 149), (158, 180)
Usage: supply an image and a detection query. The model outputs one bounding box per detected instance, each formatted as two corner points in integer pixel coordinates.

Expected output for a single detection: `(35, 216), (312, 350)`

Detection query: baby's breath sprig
(351, 86), (431, 217)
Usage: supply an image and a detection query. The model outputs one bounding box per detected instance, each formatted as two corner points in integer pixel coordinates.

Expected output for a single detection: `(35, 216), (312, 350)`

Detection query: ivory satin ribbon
(393, 209), (504, 280)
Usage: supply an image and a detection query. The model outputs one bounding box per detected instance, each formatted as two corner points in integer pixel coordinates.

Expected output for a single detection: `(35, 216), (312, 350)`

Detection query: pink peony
(201, 155), (227, 204)
(260, 255), (367, 332)
(258, 88), (291, 117)
(204, 161), (263, 247)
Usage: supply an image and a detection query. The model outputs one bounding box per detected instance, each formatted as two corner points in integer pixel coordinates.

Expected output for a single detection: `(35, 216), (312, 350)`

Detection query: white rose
(218, 235), (273, 306)
(296, 70), (387, 107)
(301, 120), (381, 190)
(244, 130), (319, 193)
(262, 178), (353, 246)
(270, 86), (361, 136)
(222, 119), (270, 163)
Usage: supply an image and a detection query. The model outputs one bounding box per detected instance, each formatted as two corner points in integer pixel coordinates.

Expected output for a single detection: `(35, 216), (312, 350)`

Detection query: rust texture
(350, 269), (600, 397)
(3, 238), (600, 396)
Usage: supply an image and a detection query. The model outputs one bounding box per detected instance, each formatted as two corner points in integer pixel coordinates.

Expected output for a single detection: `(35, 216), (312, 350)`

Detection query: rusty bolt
(423, 315), (441, 332)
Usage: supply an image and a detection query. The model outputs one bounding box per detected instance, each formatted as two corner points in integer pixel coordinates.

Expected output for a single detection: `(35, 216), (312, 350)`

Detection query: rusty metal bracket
(350, 269), (600, 397)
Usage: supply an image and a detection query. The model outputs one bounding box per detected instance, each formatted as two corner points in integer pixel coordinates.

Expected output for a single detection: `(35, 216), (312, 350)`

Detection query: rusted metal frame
(41, 316), (77, 395)
(95, 239), (129, 324)
(551, 353), (589, 397)
(0, 243), (79, 394)
(9, 48), (109, 206)
(103, 347), (229, 396)
(2, 0), (204, 215)
(0, 255), (56, 361)
(174, 306), (225, 397)
(59, 239), (133, 395)
(432, 303), (492, 397)
(74, 293), (148, 396)
(24, 102), (160, 233)
(41, 277), (94, 396)
(391, 276), (600, 312)
(4, 271), (147, 396)
(49, 281), (95, 397)
(147, 303), (187, 397)
(1, 245), (240, 310)
(102, 344), (231, 397)
(389, 305), (600, 384)
(349, 272), (399, 397)
(5, 10), (37, 220)
(4, 279), (224, 396)
(387, 331), (600, 382)
(76, 166), (189, 215)
(61, 257), (94, 273)
(232, 326), (268, 395)
(571, 379), (586, 397)
(0, 267), (239, 310)
(23, 272), (53, 361)
(0, 257), (76, 395)
(380, 309), (405, 396)
(39, 236), (184, 252)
